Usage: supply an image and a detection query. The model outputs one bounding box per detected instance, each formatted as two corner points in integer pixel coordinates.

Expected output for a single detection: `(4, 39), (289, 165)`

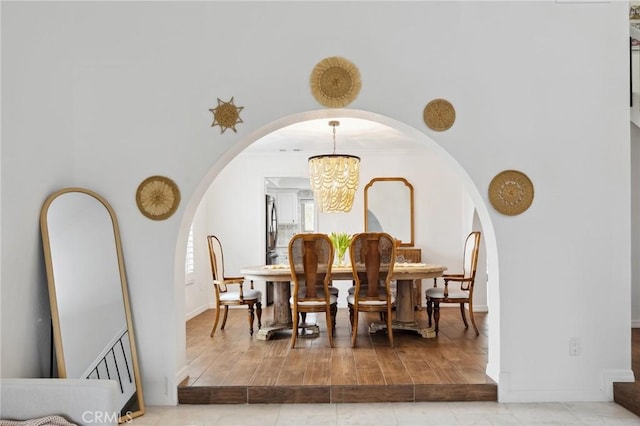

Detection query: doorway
(177, 109), (500, 397)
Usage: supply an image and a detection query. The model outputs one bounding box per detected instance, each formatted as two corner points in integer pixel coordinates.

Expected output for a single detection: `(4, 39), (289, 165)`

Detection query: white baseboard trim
(497, 369), (635, 402)
(632, 319), (640, 328)
(185, 305), (209, 321)
(176, 365), (189, 387)
(186, 304), (248, 320)
(430, 303), (488, 313)
(498, 371), (609, 402)
(601, 369), (636, 400)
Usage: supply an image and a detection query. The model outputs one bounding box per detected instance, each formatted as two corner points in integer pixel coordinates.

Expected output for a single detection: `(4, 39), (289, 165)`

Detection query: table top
(241, 263), (447, 281)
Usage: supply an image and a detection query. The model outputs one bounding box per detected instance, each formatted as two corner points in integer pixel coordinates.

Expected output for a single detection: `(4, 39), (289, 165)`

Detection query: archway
(174, 108), (501, 390)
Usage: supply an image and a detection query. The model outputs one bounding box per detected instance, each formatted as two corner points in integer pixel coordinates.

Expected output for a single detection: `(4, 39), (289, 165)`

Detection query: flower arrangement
(329, 232), (352, 266)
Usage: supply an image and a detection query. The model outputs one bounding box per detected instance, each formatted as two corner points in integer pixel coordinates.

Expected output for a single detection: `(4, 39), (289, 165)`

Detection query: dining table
(240, 262), (447, 340)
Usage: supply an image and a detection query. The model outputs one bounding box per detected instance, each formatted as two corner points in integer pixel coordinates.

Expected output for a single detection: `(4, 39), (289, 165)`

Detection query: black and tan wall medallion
(488, 170), (534, 216)
(310, 56), (361, 108)
(136, 175), (181, 220)
(423, 98), (456, 131)
(209, 97), (244, 134)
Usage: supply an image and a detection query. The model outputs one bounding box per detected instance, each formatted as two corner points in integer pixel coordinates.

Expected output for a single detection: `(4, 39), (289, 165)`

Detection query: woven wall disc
(488, 170), (534, 216)
(423, 98), (456, 131)
(310, 56), (361, 108)
(209, 97), (244, 134)
(136, 175), (181, 220)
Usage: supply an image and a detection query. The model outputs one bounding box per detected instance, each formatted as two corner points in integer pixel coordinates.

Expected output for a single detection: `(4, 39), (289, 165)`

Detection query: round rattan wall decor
(310, 56), (361, 108)
(136, 175), (181, 220)
(423, 98), (456, 131)
(488, 170), (534, 216)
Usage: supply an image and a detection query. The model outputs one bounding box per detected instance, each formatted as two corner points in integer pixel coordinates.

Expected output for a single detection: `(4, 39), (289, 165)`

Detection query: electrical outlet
(569, 337), (581, 356)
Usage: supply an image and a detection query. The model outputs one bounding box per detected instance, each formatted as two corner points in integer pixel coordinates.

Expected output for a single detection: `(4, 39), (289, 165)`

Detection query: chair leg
(290, 306), (299, 349)
(256, 301), (262, 330)
(348, 305), (354, 330)
(468, 303), (479, 336)
(210, 304), (221, 337)
(351, 308), (359, 348)
(326, 306), (334, 348)
(459, 303), (469, 329)
(330, 303), (337, 333)
(247, 303), (255, 335)
(300, 312), (307, 324)
(386, 306), (394, 348)
(426, 299), (433, 327)
(433, 302), (440, 336)
(220, 306), (229, 330)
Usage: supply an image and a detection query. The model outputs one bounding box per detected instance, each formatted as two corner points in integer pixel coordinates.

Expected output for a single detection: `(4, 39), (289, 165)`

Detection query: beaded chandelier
(308, 121), (360, 213)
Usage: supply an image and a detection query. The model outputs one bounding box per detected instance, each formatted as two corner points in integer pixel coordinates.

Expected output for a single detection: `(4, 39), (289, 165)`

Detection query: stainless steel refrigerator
(265, 194), (278, 305)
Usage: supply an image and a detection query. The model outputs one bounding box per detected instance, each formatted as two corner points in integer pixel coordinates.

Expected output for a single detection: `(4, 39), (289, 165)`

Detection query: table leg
(395, 279), (415, 323)
(368, 279), (436, 338)
(256, 280), (294, 340)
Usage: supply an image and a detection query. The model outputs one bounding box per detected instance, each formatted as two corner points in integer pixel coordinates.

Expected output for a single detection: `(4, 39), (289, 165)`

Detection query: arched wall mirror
(364, 177), (415, 247)
(40, 188), (144, 422)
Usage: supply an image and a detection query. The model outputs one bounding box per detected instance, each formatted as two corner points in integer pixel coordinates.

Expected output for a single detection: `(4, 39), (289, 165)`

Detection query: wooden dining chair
(207, 235), (262, 337)
(347, 232), (396, 348)
(288, 233), (337, 349)
(426, 231), (481, 336)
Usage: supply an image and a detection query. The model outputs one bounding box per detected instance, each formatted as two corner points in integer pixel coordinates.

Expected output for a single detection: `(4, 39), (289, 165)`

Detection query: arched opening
(174, 108), (501, 397)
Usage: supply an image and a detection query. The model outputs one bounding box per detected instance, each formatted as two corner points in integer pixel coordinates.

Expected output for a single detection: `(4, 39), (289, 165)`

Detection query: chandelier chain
(329, 120), (339, 154)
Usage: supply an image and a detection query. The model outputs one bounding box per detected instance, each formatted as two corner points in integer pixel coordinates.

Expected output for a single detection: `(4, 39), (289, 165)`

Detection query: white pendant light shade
(309, 153), (360, 213)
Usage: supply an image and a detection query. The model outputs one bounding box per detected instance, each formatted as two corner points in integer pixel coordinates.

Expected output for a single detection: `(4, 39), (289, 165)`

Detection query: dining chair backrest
(288, 233), (334, 301)
(460, 231), (481, 291)
(349, 232), (396, 299)
(207, 235), (227, 291)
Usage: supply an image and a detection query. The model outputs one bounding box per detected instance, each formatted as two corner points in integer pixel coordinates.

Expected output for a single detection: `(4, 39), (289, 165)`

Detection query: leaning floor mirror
(40, 187), (144, 422)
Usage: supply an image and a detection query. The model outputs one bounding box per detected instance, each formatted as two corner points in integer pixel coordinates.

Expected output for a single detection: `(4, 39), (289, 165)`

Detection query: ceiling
(242, 117), (426, 155)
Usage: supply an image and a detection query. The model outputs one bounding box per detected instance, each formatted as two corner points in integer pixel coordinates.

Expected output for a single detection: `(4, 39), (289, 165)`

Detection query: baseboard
(632, 319), (640, 328)
(185, 305), (209, 321)
(601, 369), (636, 400)
(429, 303), (488, 313)
(498, 369), (635, 402)
(498, 371), (611, 402)
(176, 365), (189, 388)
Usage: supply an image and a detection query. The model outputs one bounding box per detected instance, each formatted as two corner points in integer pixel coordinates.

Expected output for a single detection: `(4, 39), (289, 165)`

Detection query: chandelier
(308, 121), (360, 213)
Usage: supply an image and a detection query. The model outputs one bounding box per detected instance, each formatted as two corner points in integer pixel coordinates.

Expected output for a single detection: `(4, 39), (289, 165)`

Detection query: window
(300, 199), (315, 232)
(185, 225), (194, 284)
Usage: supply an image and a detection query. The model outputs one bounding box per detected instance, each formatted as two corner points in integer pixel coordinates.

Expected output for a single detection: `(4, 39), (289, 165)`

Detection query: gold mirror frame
(40, 187), (144, 422)
(364, 177), (415, 247)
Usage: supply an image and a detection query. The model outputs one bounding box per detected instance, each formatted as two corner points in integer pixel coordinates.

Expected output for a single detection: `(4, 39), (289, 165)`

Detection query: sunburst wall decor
(310, 56), (361, 108)
(209, 97), (244, 134)
(136, 175), (181, 220)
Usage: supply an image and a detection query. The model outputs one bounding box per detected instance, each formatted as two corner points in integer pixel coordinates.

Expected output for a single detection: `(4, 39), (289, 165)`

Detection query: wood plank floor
(179, 305), (497, 404)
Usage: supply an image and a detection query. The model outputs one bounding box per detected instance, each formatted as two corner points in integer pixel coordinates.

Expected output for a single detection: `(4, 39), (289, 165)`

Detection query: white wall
(1, 1), (634, 405)
(184, 198), (214, 320)
(631, 123), (640, 327)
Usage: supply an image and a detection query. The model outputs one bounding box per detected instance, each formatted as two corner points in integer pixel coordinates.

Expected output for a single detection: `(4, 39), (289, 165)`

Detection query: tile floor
(129, 401), (639, 425)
